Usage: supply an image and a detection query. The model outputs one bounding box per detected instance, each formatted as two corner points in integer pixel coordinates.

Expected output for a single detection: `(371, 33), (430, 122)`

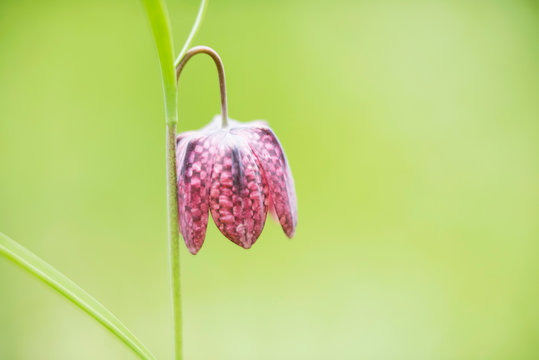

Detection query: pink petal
(176, 136), (214, 254)
(235, 126), (297, 238)
(209, 136), (268, 248)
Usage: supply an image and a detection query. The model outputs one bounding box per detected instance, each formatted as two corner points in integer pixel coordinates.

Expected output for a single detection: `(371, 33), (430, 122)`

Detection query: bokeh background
(1, 0), (538, 359)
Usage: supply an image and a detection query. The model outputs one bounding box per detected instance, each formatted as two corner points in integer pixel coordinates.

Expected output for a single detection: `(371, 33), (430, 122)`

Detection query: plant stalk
(142, 2), (210, 359)
(176, 46), (228, 128)
(166, 122), (182, 360)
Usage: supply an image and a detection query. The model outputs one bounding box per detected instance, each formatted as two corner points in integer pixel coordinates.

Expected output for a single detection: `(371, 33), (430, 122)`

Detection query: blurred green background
(1, 0), (538, 359)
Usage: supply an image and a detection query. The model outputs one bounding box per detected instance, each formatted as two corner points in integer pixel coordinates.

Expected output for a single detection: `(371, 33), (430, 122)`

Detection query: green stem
(140, 1), (181, 359)
(166, 122), (182, 360)
(0, 232), (156, 360)
(143, 1), (208, 359)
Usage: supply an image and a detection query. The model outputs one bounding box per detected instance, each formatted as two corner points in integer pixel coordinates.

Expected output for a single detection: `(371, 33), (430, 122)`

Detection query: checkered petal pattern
(233, 126), (297, 238)
(175, 116), (297, 254)
(176, 136), (215, 254)
(208, 137), (268, 248)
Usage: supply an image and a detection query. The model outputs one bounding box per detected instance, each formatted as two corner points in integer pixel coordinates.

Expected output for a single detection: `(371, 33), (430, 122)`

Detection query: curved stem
(176, 46), (228, 127)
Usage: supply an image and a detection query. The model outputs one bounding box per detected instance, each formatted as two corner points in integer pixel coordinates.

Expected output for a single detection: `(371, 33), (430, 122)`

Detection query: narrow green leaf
(0, 232), (156, 360)
(175, 0), (208, 67)
(142, 0), (178, 125)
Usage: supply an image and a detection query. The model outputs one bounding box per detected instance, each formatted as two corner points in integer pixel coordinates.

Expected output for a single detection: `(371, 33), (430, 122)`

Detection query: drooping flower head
(173, 46), (297, 254)
(176, 116), (297, 254)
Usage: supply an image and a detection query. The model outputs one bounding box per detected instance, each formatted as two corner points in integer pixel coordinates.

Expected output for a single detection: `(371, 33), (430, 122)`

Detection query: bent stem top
(176, 46), (229, 128)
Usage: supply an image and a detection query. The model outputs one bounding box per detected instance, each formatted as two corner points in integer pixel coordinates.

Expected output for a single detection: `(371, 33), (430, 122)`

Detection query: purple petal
(235, 126), (297, 238)
(176, 136), (214, 254)
(209, 136), (268, 248)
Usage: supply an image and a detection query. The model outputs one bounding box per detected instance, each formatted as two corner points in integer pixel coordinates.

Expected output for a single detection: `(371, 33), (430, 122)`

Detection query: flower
(176, 116), (297, 254)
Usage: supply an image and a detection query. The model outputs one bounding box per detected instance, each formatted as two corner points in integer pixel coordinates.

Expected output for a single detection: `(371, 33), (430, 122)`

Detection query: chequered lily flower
(176, 116), (297, 254)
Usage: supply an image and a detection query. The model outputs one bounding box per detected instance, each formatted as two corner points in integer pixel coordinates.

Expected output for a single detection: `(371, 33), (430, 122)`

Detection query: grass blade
(141, 0), (178, 125)
(0, 232), (156, 360)
(175, 0), (208, 66)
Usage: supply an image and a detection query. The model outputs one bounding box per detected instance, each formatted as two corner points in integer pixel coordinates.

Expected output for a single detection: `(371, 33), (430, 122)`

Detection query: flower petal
(235, 126), (297, 237)
(176, 136), (214, 254)
(209, 136), (268, 248)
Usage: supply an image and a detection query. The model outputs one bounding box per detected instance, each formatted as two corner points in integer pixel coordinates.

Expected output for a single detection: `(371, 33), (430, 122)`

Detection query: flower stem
(143, 2), (210, 359)
(176, 46), (228, 128)
(166, 122), (182, 360)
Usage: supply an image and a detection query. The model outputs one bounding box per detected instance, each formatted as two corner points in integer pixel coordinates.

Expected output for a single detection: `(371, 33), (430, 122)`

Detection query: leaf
(175, 0), (208, 66)
(141, 0), (178, 125)
(0, 232), (156, 360)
